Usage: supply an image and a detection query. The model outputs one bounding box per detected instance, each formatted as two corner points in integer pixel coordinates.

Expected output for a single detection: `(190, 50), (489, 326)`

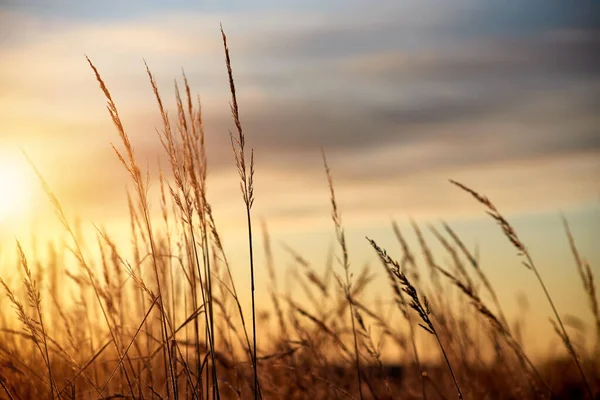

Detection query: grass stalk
(220, 25), (261, 400)
(322, 151), (364, 400)
(368, 238), (464, 399)
(450, 179), (593, 399)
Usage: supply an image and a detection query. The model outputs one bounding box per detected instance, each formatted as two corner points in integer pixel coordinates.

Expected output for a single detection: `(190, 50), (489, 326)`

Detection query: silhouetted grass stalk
(562, 216), (600, 357)
(87, 57), (177, 399)
(450, 179), (593, 399)
(323, 151), (364, 400)
(368, 238), (464, 400)
(221, 25), (261, 400)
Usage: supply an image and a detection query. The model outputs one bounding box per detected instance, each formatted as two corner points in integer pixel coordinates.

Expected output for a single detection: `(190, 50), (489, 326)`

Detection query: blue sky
(2, 0), (596, 24)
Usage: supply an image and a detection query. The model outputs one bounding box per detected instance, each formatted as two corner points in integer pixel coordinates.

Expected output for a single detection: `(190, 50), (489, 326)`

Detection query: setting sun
(0, 152), (32, 225)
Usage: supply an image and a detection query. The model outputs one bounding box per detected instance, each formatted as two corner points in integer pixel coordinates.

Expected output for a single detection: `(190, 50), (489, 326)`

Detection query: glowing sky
(0, 1), (599, 355)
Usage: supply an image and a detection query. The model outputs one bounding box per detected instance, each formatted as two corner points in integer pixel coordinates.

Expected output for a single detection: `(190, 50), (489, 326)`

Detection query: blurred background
(1, 0), (599, 358)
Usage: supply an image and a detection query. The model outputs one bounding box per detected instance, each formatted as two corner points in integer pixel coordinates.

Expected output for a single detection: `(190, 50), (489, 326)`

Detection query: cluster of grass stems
(1, 29), (599, 400)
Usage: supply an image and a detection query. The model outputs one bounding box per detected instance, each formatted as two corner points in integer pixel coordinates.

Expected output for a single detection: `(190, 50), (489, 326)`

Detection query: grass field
(0, 28), (598, 400)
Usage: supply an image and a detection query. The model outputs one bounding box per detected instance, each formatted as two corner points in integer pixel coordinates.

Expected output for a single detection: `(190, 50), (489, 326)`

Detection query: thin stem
(246, 206), (259, 400)
(528, 253), (593, 399)
(142, 208), (178, 399)
(433, 329), (463, 400)
(36, 308), (55, 400)
(407, 306), (427, 400)
(323, 151), (363, 400)
(0, 377), (15, 400)
(189, 226), (219, 398)
(348, 296), (364, 399)
(450, 179), (592, 399)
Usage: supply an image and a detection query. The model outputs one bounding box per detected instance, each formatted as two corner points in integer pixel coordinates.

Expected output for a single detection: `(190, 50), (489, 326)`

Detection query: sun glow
(0, 152), (32, 226)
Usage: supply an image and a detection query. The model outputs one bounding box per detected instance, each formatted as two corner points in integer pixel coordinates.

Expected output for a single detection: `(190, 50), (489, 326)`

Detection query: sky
(0, 1), (599, 356)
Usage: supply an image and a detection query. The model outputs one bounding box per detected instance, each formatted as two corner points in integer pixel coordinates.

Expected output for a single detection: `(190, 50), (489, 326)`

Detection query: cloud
(344, 30), (600, 84)
(1, 4), (599, 223)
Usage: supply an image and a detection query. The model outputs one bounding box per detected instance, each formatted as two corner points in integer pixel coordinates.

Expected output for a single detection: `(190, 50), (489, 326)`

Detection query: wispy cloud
(1, 2), (598, 227)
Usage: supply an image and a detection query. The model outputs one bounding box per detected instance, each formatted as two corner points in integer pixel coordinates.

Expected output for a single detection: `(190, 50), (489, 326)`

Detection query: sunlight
(0, 152), (32, 226)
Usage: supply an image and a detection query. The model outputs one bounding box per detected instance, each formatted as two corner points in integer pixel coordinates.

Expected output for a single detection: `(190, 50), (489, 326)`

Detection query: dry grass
(0, 28), (599, 400)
